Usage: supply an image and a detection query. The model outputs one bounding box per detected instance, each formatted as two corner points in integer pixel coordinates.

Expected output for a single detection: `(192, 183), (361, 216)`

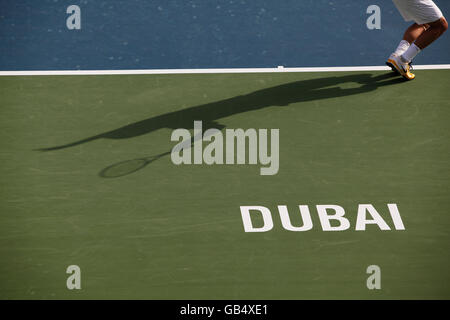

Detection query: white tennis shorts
(393, 0), (443, 25)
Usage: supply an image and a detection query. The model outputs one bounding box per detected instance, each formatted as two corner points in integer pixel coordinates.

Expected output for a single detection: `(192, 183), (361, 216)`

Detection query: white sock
(401, 43), (421, 63)
(393, 40), (410, 56)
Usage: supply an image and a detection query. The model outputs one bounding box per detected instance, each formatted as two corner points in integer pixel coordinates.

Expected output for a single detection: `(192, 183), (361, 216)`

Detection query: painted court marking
(0, 65), (449, 76)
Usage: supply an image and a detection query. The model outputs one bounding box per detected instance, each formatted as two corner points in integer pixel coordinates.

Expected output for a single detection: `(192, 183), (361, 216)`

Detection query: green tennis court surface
(1, 70), (449, 299)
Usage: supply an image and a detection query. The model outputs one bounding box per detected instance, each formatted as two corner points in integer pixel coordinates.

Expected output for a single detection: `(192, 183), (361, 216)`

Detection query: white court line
(0, 65), (449, 76)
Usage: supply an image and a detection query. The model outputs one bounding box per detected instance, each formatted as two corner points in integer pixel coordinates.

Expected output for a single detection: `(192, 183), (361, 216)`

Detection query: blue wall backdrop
(0, 0), (449, 70)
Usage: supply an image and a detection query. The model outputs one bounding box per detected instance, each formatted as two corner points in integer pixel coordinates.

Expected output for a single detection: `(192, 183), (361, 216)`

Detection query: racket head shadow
(99, 152), (169, 178)
(99, 158), (150, 178)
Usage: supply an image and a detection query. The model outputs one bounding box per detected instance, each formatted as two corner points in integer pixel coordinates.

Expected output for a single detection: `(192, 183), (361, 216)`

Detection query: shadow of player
(37, 72), (403, 155)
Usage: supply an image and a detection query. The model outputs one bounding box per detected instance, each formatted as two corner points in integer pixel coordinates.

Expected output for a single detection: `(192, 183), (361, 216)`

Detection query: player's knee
(429, 17), (447, 35)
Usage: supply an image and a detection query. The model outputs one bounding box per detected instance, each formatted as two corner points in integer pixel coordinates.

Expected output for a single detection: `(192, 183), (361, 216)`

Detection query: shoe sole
(387, 59), (415, 81)
(386, 61), (399, 74)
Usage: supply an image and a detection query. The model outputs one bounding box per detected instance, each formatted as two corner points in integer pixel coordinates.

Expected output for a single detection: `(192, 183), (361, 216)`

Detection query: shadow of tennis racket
(99, 150), (172, 178)
(99, 128), (215, 178)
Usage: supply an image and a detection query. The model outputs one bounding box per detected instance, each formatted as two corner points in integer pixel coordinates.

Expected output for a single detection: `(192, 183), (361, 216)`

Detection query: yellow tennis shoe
(387, 55), (415, 81)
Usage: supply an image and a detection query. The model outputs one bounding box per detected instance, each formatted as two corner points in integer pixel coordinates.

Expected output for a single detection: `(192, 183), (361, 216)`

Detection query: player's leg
(403, 23), (429, 44)
(389, 0), (446, 80)
(386, 23), (427, 69)
(412, 17), (448, 49)
(400, 17), (447, 67)
(386, 2), (428, 75)
(387, 0), (422, 62)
